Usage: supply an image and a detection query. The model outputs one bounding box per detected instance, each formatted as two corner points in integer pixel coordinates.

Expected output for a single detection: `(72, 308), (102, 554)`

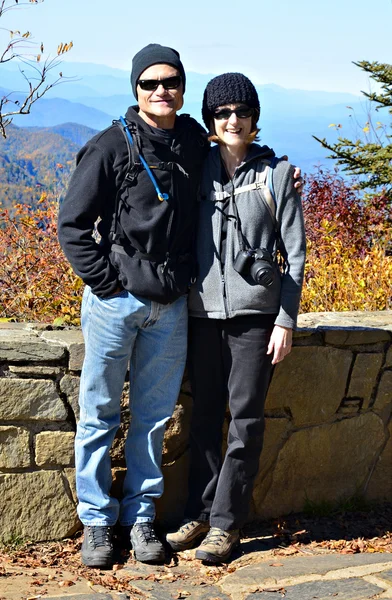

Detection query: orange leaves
(0, 193), (82, 324)
(56, 41), (73, 56)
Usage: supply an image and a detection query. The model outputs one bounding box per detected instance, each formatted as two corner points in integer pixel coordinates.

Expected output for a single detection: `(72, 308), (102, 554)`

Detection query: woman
(166, 73), (306, 563)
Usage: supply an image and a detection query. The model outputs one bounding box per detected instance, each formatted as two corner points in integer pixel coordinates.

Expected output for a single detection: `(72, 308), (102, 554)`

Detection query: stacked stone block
(0, 311), (391, 543)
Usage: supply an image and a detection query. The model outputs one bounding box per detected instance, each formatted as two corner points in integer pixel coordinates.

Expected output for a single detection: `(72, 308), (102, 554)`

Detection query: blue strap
(119, 116), (169, 202)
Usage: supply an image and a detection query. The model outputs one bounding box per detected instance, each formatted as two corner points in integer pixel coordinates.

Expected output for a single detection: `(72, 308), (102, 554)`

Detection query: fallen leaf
(58, 580), (75, 587)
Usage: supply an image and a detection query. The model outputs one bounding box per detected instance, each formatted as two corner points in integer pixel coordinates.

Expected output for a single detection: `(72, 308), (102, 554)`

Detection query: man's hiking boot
(130, 522), (166, 563)
(166, 519), (210, 551)
(195, 527), (240, 563)
(81, 525), (114, 568)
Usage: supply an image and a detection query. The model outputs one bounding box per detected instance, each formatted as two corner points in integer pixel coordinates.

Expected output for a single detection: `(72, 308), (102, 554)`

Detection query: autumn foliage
(301, 169), (392, 312)
(0, 169), (391, 324)
(0, 193), (82, 324)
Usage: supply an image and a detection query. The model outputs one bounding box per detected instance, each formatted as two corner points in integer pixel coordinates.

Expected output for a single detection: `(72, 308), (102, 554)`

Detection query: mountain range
(1, 60), (370, 190)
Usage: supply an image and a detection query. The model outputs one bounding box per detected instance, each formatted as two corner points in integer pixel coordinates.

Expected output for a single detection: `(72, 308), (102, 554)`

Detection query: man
(58, 43), (208, 567)
(59, 43), (302, 569)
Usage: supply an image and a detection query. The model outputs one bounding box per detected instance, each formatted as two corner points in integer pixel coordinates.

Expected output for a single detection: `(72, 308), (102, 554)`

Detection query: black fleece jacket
(58, 107), (209, 303)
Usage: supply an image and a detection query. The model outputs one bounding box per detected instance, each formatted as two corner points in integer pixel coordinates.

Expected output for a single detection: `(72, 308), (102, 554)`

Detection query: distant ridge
(0, 123), (94, 207)
(1, 61), (372, 174)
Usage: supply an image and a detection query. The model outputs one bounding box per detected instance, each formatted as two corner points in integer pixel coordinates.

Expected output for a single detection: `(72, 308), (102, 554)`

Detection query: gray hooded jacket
(188, 144), (306, 329)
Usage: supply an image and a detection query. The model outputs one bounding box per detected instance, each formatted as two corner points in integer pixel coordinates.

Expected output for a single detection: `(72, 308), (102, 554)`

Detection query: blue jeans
(76, 286), (188, 526)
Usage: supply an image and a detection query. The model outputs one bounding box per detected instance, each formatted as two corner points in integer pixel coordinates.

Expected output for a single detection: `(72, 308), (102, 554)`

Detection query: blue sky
(1, 0), (392, 94)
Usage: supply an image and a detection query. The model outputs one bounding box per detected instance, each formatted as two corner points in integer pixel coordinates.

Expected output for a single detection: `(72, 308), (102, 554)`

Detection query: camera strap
(228, 160), (282, 259)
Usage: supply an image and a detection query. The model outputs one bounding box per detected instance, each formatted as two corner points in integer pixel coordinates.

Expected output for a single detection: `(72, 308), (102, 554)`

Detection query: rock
(110, 467), (127, 500)
(252, 417), (292, 514)
(386, 346), (392, 368)
(63, 467), (78, 504)
(325, 329), (391, 346)
(266, 347), (352, 427)
(35, 431), (75, 467)
(0, 426), (30, 468)
(8, 365), (62, 377)
(366, 423), (392, 502)
(220, 546), (392, 598)
(244, 578), (382, 599)
(347, 353), (384, 408)
(0, 471), (79, 542)
(156, 450), (189, 527)
(0, 329), (66, 362)
(162, 393), (193, 462)
(110, 385), (131, 464)
(59, 374), (80, 420)
(41, 330), (85, 371)
(259, 412), (385, 518)
(292, 332), (323, 346)
(374, 370), (392, 413)
(0, 379), (67, 421)
(298, 311), (392, 331)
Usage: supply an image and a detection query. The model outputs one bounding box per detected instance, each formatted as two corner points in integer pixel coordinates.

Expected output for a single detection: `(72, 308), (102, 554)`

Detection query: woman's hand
(267, 325), (293, 365)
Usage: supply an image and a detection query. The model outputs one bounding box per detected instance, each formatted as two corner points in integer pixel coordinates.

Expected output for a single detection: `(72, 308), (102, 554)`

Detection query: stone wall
(0, 312), (391, 543)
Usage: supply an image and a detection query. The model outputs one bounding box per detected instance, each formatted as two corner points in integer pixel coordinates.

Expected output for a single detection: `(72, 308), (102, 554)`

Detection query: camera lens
(250, 260), (274, 287)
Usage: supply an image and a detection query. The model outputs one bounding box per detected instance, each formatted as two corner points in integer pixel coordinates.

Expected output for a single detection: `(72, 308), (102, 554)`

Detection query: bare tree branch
(0, 0), (73, 138)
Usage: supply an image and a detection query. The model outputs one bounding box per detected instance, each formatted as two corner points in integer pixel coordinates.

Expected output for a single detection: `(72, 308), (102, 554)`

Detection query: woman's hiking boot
(166, 520), (210, 551)
(195, 527), (240, 563)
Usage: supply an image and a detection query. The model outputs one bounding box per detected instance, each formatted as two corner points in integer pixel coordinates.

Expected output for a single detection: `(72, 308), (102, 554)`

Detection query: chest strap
(209, 161), (276, 222)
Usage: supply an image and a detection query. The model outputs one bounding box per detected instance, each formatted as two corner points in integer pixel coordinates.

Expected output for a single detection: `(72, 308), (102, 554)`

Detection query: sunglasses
(214, 107), (254, 120)
(137, 75), (182, 92)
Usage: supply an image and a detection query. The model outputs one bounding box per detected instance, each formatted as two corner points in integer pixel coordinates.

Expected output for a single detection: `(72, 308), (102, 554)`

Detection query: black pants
(185, 314), (276, 531)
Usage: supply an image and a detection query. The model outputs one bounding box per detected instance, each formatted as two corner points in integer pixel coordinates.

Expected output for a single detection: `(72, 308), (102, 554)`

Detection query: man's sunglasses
(214, 107), (254, 120)
(137, 75), (182, 92)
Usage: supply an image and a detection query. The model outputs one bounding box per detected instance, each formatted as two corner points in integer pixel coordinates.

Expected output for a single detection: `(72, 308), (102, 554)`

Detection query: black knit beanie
(202, 72), (260, 129)
(131, 43), (186, 99)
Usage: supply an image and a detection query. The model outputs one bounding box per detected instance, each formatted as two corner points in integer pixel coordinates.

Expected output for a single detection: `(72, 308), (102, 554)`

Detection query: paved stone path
(3, 551), (391, 600)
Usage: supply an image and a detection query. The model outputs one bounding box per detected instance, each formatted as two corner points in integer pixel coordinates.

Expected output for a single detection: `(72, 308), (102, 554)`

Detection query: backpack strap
(209, 159), (277, 226)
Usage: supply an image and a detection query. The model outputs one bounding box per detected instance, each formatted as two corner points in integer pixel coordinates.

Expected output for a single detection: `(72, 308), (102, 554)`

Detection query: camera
(233, 248), (275, 287)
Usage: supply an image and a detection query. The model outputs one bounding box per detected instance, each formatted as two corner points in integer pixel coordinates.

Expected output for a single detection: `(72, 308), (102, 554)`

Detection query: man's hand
(280, 155), (305, 195)
(267, 325), (293, 365)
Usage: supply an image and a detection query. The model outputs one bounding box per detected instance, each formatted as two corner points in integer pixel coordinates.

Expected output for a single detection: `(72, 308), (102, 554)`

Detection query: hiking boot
(81, 525), (114, 568)
(166, 520), (210, 551)
(130, 522), (165, 563)
(195, 527), (240, 563)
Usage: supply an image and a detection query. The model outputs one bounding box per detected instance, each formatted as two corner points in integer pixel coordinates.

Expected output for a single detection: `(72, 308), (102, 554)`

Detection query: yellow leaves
(301, 233), (392, 313)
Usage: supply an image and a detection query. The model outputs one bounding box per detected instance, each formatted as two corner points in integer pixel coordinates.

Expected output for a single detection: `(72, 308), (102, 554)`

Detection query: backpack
(109, 114), (205, 249)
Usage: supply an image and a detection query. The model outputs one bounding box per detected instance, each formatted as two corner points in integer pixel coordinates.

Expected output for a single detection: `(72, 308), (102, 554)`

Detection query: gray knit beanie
(202, 72), (260, 128)
(131, 43), (186, 99)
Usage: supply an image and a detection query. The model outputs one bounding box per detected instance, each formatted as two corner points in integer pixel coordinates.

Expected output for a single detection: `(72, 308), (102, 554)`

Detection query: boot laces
(136, 522), (159, 543)
(204, 527), (229, 544)
(88, 526), (112, 547)
(179, 520), (201, 534)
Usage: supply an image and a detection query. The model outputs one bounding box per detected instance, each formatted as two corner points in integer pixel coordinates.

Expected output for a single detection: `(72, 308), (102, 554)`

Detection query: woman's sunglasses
(214, 107), (254, 120)
(137, 75), (182, 92)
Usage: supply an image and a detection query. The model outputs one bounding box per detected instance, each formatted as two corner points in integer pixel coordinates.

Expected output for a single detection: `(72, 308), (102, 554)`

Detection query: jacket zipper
(220, 182), (234, 319)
